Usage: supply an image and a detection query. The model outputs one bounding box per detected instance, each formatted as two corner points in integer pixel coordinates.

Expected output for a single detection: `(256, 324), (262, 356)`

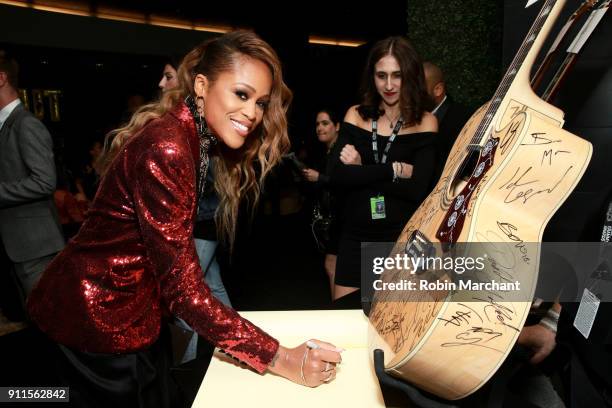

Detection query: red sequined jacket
(28, 102), (278, 373)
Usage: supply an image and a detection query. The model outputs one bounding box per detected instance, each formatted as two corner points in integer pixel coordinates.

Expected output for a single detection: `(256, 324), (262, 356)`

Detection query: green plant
(407, 0), (504, 110)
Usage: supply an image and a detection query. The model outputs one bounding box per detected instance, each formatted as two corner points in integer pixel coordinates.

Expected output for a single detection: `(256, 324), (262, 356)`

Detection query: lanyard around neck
(372, 118), (403, 164)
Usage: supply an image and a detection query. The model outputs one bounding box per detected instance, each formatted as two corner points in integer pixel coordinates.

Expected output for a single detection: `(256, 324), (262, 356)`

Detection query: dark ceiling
(65, 0), (409, 41)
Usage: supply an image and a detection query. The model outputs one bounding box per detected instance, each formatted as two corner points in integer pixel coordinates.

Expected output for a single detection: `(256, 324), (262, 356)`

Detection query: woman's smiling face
(197, 55), (272, 149)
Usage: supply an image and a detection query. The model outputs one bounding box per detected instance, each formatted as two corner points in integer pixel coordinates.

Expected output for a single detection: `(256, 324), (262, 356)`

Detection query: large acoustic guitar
(369, 0), (592, 400)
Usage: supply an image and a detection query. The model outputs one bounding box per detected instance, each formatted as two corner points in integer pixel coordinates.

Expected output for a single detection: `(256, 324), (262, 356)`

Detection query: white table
(191, 309), (386, 408)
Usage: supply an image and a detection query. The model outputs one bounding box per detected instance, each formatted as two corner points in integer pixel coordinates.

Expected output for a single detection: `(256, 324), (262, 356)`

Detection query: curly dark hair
(357, 36), (430, 127)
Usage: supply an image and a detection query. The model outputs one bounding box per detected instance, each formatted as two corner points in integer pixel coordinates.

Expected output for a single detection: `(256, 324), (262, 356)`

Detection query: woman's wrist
(268, 345), (288, 374)
(267, 345), (297, 382)
(392, 162), (413, 180)
(392, 162), (400, 183)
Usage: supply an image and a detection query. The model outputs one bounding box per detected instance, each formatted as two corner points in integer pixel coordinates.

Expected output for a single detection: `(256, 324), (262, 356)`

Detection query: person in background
(158, 56), (181, 92)
(302, 109), (342, 298)
(76, 137), (104, 202)
(423, 61), (471, 180)
(330, 36), (438, 303)
(27, 32), (341, 407)
(0, 50), (64, 311)
(54, 161), (86, 240)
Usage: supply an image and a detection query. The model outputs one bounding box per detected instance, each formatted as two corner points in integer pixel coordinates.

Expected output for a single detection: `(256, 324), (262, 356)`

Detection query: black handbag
(311, 202), (332, 253)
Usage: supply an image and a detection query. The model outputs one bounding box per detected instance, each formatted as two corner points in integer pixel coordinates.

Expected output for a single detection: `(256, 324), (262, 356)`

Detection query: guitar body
(369, 0), (593, 399)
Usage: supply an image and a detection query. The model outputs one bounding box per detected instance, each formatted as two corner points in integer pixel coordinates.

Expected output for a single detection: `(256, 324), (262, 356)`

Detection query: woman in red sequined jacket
(28, 31), (341, 407)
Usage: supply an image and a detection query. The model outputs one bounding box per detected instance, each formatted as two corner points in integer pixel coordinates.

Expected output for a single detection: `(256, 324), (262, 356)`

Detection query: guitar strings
(453, 0), (556, 185)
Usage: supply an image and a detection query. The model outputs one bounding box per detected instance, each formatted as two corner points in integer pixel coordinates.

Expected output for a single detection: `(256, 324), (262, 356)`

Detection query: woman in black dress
(303, 109), (341, 298)
(330, 36), (438, 302)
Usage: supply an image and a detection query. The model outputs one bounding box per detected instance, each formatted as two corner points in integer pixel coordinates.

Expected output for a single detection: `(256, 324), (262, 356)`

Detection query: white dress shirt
(431, 95), (448, 116)
(0, 98), (22, 131)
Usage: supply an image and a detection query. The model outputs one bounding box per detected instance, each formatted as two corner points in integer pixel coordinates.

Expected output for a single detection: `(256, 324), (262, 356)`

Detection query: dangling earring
(184, 93), (216, 144)
(196, 96), (205, 135)
(196, 95), (204, 113)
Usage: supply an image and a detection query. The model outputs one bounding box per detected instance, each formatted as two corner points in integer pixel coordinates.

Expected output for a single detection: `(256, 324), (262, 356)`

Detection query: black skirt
(334, 230), (399, 289)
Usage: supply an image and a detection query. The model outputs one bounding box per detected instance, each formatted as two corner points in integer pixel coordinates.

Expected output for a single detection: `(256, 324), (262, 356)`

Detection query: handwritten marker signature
(498, 166), (573, 204)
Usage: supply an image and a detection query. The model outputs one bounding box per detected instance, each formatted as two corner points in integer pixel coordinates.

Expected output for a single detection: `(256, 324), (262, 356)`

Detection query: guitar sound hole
(448, 148), (480, 197)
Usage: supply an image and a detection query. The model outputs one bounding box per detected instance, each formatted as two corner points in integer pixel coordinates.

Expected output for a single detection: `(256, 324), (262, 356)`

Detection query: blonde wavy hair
(99, 31), (292, 247)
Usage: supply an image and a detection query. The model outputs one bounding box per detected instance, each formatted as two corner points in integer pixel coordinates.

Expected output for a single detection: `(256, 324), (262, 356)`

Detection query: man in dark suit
(0, 51), (64, 312)
(423, 62), (472, 180)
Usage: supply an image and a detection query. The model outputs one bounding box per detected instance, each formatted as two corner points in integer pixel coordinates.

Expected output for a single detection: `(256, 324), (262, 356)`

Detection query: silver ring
(324, 362), (331, 371)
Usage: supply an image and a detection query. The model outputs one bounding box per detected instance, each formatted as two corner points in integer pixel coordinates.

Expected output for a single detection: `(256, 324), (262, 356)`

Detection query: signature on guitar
(438, 303), (484, 327)
(520, 132), (571, 165)
(440, 327), (504, 352)
(499, 109), (527, 156)
(498, 165), (573, 204)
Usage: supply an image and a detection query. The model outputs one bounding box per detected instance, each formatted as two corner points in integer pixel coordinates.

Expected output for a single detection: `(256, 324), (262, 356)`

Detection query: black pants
(41, 326), (183, 408)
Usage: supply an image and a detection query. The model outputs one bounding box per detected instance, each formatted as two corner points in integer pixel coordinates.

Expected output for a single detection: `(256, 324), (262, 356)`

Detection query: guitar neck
(541, 53), (576, 101)
(531, 0), (598, 90)
(540, 0), (611, 101)
(471, 0), (567, 146)
(505, 0), (566, 92)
